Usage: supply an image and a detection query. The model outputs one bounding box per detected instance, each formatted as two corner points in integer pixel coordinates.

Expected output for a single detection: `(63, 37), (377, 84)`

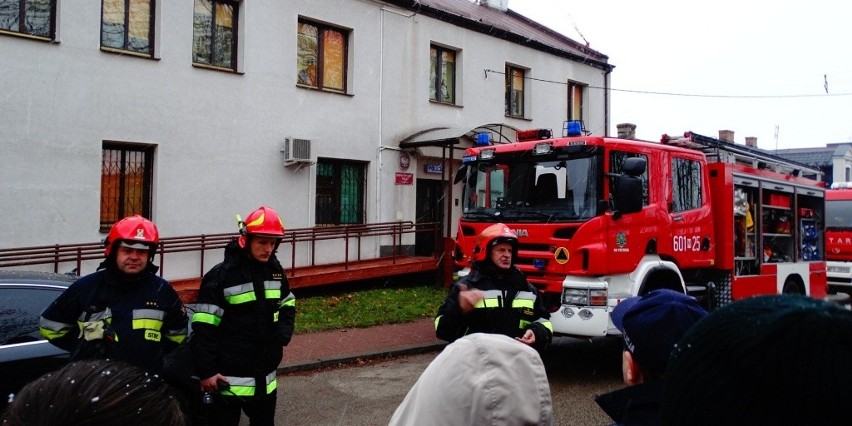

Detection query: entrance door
(415, 179), (444, 256)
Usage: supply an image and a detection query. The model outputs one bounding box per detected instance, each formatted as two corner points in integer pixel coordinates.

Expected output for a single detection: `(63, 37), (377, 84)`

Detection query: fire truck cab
(453, 124), (828, 338)
(826, 184), (852, 295)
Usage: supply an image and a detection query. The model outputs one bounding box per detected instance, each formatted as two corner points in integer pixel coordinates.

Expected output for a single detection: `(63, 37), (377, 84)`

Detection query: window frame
(315, 159), (366, 226)
(0, 0), (57, 41)
(505, 65), (526, 118)
(100, 0), (156, 57)
(297, 18), (349, 93)
(100, 142), (155, 232)
(430, 44), (456, 105)
(192, 0), (240, 71)
(567, 81), (584, 121)
(671, 157), (703, 212)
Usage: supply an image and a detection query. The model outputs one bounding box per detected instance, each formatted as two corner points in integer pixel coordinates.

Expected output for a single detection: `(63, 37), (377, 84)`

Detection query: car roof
(0, 270), (77, 287)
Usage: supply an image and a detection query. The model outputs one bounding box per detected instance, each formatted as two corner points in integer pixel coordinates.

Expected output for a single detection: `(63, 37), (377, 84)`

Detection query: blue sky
(509, 0), (852, 149)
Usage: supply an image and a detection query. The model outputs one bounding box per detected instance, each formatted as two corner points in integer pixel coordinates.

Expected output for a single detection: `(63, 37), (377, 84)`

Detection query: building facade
(0, 0), (611, 276)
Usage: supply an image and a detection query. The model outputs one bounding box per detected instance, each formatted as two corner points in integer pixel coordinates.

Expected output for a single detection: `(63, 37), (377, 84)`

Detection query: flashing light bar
(475, 132), (491, 146)
(517, 128), (552, 142)
(564, 120), (583, 137)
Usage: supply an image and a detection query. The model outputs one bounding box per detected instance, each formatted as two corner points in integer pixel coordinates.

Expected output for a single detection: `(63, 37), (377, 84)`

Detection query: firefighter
(190, 206), (296, 426)
(435, 223), (553, 352)
(39, 215), (188, 374)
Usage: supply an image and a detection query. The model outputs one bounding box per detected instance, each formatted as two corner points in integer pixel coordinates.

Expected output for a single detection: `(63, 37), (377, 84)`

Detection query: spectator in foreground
(1, 359), (186, 425)
(594, 289), (708, 426)
(660, 294), (852, 425)
(389, 333), (553, 426)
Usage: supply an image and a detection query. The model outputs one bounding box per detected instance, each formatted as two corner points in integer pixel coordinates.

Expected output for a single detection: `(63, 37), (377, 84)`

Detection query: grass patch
(294, 283), (448, 334)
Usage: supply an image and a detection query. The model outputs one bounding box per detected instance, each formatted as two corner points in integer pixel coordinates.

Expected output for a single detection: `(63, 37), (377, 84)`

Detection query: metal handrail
(0, 221), (441, 279)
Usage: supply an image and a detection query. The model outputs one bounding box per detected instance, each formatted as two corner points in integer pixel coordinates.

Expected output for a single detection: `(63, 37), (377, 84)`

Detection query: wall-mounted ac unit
(282, 137), (312, 167)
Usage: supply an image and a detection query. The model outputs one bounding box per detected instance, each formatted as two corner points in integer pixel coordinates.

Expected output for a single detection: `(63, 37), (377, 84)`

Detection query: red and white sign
(395, 172), (413, 185)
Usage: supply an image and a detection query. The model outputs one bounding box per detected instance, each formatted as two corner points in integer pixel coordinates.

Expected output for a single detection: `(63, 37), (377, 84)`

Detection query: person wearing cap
(435, 223), (553, 352)
(389, 333), (553, 426)
(39, 215), (188, 374)
(659, 294), (852, 426)
(594, 289), (707, 426)
(190, 206), (296, 426)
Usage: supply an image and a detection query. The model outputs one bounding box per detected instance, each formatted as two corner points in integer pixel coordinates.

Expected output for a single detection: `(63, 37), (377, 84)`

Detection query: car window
(0, 287), (62, 345)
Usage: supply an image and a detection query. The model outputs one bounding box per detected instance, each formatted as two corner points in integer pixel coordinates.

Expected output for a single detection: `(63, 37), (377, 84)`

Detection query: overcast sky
(508, 0), (852, 150)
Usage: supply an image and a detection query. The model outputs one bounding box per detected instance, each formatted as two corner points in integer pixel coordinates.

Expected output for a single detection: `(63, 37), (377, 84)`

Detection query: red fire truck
(826, 184), (852, 295)
(453, 123), (828, 337)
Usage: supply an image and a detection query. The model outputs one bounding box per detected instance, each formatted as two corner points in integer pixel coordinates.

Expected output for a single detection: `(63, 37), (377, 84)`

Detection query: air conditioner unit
(282, 137), (312, 166)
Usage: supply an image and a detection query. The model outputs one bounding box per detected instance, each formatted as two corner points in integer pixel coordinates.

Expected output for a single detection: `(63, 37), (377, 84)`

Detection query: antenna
(774, 125), (779, 152)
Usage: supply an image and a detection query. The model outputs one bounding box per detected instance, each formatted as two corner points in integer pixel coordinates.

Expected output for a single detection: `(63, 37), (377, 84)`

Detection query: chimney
(745, 137), (757, 147)
(718, 130), (735, 143)
(617, 123), (637, 140)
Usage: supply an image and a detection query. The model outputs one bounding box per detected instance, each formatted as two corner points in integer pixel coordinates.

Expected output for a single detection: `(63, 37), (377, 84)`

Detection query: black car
(0, 270), (76, 408)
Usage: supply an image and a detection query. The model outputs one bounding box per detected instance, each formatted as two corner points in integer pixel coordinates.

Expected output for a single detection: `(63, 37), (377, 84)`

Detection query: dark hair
(2, 359), (186, 426)
(660, 295), (852, 425)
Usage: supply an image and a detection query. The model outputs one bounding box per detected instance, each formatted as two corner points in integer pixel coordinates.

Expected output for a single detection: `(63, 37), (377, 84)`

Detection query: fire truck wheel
(781, 277), (805, 295)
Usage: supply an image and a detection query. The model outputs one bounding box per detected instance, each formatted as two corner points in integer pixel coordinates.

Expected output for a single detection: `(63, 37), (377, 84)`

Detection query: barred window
(316, 160), (365, 225)
(101, 143), (154, 232)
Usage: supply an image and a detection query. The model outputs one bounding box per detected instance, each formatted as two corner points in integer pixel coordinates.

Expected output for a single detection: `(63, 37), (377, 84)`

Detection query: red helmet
(472, 223), (518, 263)
(238, 206), (285, 248)
(104, 215), (159, 257)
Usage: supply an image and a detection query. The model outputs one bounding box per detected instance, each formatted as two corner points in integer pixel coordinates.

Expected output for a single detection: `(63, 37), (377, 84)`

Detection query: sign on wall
(395, 172), (413, 185)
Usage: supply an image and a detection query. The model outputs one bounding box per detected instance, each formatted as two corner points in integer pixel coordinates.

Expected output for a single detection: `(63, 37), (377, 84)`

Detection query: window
(192, 0), (238, 70)
(316, 160), (365, 225)
(505, 65), (525, 117)
(568, 82), (584, 121)
(611, 151), (649, 206)
(297, 19), (348, 92)
(101, 143), (154, 231)
(671, 157), (702, 212)
(430, 45), (456, 104)
(101, 0), (155, 55)
(0, 0), (56, 40)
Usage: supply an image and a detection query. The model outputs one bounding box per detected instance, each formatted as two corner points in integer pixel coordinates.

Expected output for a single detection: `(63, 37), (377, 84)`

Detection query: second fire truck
(453, 123), (828, 338)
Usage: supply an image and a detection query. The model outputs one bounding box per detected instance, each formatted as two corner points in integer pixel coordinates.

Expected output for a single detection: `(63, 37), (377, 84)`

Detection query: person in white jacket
(389, 333), (553, 426)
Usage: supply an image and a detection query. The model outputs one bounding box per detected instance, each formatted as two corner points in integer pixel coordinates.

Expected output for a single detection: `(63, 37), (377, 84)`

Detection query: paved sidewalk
(278, 317), (446, 373)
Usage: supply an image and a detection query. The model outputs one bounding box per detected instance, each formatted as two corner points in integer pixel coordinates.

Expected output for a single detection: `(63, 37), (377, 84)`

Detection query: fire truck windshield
(460, 153), (601, 222)
(826, 199), (852, 231)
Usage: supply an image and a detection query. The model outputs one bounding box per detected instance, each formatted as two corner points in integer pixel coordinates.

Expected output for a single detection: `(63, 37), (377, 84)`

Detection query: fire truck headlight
(533, 142), (553, 155)
(562, 288), (588, 305)
(479, 149), (495, 160)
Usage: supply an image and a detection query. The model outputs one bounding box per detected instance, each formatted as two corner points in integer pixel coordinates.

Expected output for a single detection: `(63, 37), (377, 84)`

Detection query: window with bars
(505, 65), (525, 118)
(297, 19), (348, 92)
(101, 143), (154, 232)
(430, 44), (456, 104)
(192, 0), (238, 70)
(0, 0), (56, 40)
(315, 160), (365, 225)
(101, 0), (155, 56)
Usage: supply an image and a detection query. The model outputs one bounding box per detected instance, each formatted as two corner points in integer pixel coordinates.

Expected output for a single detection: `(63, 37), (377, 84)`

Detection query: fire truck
(826, 184), (852, 295)
(453, 123), (828, 337)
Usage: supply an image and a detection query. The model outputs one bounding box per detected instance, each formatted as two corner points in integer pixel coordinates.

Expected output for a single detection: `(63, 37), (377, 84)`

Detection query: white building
(0, 0), (612, 277)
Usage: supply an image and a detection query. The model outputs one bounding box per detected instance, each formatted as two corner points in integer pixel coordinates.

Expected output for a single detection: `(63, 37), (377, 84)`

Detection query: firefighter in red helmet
(39, 215), (188, 374)
(191, 206), (295, 426)
(435, 223), (553, 352)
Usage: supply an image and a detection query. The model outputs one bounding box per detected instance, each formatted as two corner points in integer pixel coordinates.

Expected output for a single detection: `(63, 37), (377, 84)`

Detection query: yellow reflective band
(166, 333), (187, 344)
(274, 311), (279, 322)
(434, 316), (441, 330)
(512, 299), (535, 309)
(226, 292), (257, 304)
(228, 385), (255, 397)
(538, 319), (553, 332)
(132, 318), (163, 330)
(520, 319), (531, 329)
(266, 377), (277, 394)
(265, 289), (281, 299)
(474, 298), (501, 308)
(39, 327), (69, 340)
(192, 312), (222, 326)
(281, 297), (295, 308)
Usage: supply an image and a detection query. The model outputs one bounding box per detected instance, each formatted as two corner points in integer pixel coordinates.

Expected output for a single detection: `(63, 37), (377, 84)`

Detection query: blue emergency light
(475, 132), (491, 145)
(564, 120), (583, 137)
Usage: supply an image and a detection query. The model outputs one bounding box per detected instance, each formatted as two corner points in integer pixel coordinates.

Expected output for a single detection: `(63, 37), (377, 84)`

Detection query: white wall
(0, 0), (609, 276)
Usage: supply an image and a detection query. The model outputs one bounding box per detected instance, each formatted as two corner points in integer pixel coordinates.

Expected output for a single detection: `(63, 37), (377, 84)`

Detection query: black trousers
(204, 392), (277, 426)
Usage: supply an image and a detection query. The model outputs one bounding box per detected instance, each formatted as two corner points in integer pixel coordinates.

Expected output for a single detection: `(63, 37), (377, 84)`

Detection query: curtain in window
(102, 0), (151, 53)
(322, 29), (345, 91)
(339, 164), (360, 224)
(297, 23), (318, 86)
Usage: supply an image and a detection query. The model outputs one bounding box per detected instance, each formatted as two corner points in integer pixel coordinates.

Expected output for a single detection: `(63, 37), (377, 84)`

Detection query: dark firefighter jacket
(435, 260), (553, 352)
(190, 239), (296, 398)
(39, 263), (188, 374)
